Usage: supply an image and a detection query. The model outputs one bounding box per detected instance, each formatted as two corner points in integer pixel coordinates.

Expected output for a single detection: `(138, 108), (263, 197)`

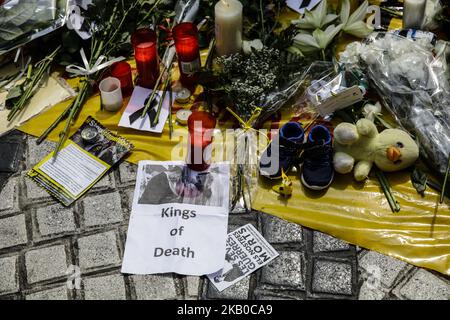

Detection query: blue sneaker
(300, 125), (334, 190)
(259, 122), (305, 179)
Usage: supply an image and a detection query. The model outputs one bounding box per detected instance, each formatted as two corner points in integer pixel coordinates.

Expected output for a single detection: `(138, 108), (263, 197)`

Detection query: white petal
(347, 0), (369, 25)
(322, 14), (338, 27)
(340, 0), (350, 24)
(343, 21), (373, 38)
(312, 0), (327, 25)
(293, 33), (321, 52)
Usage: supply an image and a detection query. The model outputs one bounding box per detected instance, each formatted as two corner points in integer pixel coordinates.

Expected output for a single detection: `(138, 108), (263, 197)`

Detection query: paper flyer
(121, 161), (230, 276)
(207, 224), (279, 292)
(27, 116), (133, 206)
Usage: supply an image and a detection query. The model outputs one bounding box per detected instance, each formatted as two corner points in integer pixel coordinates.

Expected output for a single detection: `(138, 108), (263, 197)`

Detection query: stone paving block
(186, 276), (200, 297)
(358, 281), (385, 300)
(206, 275), (250, 300)
(260, 251), (305, 290)
(133, 275), (178, 300)
(82, 192), (123, 227)
(0, 255), (19, 295)
(312, 259), (353, 296)
(35, 204), (77, 238)
(119, 162), (137, 185)
(26, 286), (69, 300)
(24, 173), (53, 202)
(359, 251), (407, 288)
(0, 177), (18, 214)
(396, 270), (450, 300)
(26, 137), (56, 169)
(255, 292), (302, 300)
(25, 245), (68, 284)
(313, 231), (351, 252)
(261, 215), (302, 244)
(90, 172), (115, 192)
(84, 274), (126, 300)
(77, 231), (121, 271)
(0, 214), (27, 249)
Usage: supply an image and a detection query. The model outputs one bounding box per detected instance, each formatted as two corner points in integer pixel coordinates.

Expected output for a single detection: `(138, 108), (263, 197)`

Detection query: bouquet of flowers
(341, 33), (450, 178)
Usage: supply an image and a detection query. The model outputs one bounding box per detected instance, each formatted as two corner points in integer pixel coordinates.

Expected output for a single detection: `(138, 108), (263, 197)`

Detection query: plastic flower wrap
(0, 0), (68, 54)
(342, 33), (450, 177)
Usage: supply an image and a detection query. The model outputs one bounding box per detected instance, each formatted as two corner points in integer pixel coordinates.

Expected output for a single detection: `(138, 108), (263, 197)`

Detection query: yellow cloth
(18, 7), (450, 275)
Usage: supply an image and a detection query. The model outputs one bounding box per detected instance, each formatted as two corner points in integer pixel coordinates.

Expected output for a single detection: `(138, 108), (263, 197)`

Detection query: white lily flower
(292, 0), (338, 30)
(293, 24), (343, 54)
(340, 0), (374, 38)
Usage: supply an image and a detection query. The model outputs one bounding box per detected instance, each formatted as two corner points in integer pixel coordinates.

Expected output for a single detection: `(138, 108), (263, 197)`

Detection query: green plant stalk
(7, 46), (61, 122)
(141, 65), (167, 118)
(439, 152), (450, 203)
(151, 72), (171, 127)
(48, 0), (161, 157)
(375, 169), (400, 213)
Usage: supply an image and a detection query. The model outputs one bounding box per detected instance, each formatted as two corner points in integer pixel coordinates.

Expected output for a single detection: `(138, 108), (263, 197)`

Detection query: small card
(207, 224), (279, 292)
(118, 86), (173, 134)
(315, 85), (364, 117)
(28, 117), (133, 206)
(286, 0), (322, 14)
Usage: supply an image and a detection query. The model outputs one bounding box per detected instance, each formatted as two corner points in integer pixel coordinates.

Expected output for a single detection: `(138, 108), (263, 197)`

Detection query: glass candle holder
(187, 111), (216, 171)
(172, 22), (201, 87)
(110, 61), (133, 97)
(131, 28), (159, 89)
(99, 77), (123, 112)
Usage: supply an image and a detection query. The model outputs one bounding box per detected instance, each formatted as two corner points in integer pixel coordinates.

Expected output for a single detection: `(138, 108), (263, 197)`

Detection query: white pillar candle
(403, 0), (427, 29)
(215, 0), (243, 56)
(99, 77), (123, 112)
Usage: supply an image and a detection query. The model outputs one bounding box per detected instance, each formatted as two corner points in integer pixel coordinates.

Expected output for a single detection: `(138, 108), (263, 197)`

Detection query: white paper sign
(207, 224), (279, 292)
(118, 86), (172, 134)
(121, 161), (230, 276)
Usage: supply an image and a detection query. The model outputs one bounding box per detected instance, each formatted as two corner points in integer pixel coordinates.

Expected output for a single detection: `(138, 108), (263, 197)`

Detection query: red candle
(187, 111), (217, 171)
(173, 22), (201, 87)
(110, 61), (133, 97)
(131, 28), (159, 89)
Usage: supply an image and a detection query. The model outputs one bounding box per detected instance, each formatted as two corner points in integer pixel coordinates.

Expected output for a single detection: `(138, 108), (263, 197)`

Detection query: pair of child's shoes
(259, 122), (334, 190)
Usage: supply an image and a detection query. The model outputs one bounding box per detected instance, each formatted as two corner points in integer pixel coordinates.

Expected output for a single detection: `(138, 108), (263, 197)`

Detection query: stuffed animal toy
(333, 118), (419, 181)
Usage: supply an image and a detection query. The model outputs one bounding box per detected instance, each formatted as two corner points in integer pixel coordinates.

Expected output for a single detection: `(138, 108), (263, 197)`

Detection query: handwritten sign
(121, 161), (230, 275)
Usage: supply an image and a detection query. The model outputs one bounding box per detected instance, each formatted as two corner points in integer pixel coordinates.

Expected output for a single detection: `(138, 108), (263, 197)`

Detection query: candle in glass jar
(110, 61), (133, 97)
(403, 0), (427, 29)
(187, 111), (216, 171)
(173, 22), (201, 87)
(215, 0), (243, 56)
(131, 28), (159, 89)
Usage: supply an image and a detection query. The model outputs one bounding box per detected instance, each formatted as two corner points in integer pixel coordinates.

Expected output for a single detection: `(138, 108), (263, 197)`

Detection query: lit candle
(215, 0), (243, 56)
(403, 0), (427, 29)
(173, 22), (201, 87)
(110, 61), (133, 97)
(186, 111), (216, 171)
(131, 28), (159, 89)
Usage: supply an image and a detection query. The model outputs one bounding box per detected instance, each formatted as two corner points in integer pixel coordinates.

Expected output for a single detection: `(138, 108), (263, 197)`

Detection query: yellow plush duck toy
(333, 118), (419, 181)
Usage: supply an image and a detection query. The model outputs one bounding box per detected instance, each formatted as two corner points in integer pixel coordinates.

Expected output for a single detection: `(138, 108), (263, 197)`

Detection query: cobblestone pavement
(0, 132), (449, 300)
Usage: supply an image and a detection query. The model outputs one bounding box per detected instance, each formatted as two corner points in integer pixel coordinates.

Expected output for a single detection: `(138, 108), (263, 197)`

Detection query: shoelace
(296, 141), (332, 168)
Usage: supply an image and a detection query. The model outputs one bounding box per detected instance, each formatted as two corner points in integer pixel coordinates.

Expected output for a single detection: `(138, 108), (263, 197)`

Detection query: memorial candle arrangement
(187, 111), (217, 172)
(215, 0), (243, 56)
(403, 0), (427, 29)
(173, 22), (201, 87)
(131, 28), (159, 89)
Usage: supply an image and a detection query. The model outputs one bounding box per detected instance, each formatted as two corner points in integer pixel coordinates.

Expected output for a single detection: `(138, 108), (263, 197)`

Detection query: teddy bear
(333, 118), (419, 181)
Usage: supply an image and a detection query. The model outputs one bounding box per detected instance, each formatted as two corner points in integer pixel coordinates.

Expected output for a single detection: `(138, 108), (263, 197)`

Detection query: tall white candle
(403, 0), (427, 29)
(215, 0), (243, 56)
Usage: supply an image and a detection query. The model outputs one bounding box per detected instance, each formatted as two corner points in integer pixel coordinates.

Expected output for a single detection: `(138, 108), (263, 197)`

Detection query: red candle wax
(131, 28), (159, 89)
(187, 111), (217, 171)
(173, 22), (201, 87)
(111, 61), (133, 97)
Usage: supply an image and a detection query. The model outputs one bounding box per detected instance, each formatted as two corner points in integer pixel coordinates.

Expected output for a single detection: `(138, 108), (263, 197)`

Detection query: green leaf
(411, 168), (428, 196)
(343, 21), (373, 38)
